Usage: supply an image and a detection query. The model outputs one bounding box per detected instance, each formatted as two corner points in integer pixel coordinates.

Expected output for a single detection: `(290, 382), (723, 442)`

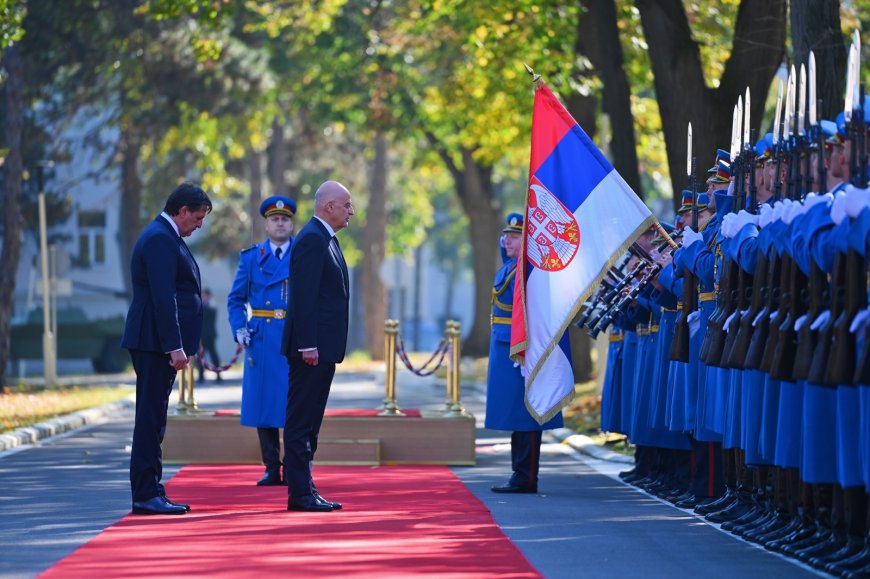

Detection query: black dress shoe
(161, 495), (191, 512)
(132, 496), (187, 515)
(288, 494), (334, 512)
(257, 470), (284, 486)
(313, 491), (342, 510)
(491, 482), (537, 494)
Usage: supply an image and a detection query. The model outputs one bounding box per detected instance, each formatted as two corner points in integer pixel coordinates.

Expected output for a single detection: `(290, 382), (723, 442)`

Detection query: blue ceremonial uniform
(485, 257), (563, 432)
(488, 213), (562, 494)
(228, 239), (292, 428)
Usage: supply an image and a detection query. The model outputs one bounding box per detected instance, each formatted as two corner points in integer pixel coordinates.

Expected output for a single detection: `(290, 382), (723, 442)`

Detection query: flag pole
(653, 221), (678, 249)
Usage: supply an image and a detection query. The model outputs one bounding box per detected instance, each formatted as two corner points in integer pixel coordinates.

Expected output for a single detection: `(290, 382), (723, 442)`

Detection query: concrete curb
(550, 427), (634, 464)
(0, 397), (135, 453)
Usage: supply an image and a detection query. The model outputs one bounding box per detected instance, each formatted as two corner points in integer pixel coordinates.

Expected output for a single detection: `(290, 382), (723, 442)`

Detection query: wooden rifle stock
(769, 257), (807, 381)
(668, 267), (696, 362)
(824, 249), (864, 385)
(721, 259), (753, 369)
(701, 257), (737, 367)
(760, 253), (793, 373)
(726, 250), (769, 369)
(808, 252), (844, 385)
(745, 249), (781, 370)
(793, 260), (826, 380)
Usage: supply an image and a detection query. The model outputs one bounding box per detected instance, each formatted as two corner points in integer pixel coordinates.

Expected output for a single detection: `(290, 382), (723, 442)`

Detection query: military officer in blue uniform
(228, 195), (297, 485)
(487, 212), (563, 494)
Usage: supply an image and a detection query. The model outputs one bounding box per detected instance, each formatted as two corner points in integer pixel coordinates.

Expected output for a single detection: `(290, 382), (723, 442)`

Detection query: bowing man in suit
(281, 180), (354, 512)
(121, 183), (212, 515)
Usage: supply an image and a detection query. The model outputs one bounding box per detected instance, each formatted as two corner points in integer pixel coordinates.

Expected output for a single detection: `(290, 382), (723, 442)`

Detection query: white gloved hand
(721, 213), (738, 239)
(810, 310), (831, 331)
(794, 314), (808, 332)
(724, 310), (738, 333)
(688, 310), (701, 338)
(844, 184), (870, 218)
(772, 199), (790, 223)
(733, 210), (759, 234)
(782, 200), (804, 224)
(235, 328), (251, 347)
(850, 308), (870, 334)
(804, 191), (833, 210)
(682, 226), (703, 248)
(758, 203), (774, 228)
(831, 192), (848, 225)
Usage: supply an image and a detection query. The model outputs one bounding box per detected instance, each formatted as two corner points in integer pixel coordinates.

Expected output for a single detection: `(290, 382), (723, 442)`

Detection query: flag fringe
(522, 213), (657, 425)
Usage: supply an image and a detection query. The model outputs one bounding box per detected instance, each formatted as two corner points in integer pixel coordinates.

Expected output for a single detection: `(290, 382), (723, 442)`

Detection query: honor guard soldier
(487, 212), (563, 494)
(228, 195), (296, 486)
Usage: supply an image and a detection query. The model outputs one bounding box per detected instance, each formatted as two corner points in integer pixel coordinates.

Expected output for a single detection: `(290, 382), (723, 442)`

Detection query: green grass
(0, 386), (134, 434)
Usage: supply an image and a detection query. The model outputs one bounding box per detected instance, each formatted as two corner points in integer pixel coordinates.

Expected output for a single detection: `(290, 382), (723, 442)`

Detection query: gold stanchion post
(185, 364), (201, 412)
(379, 319), (404, 416)
(174, 363), (189, 414)
(444, 320), (468, 417)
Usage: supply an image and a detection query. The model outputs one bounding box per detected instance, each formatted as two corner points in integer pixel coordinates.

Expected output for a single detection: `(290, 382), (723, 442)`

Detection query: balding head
(314, 180), (355, 232)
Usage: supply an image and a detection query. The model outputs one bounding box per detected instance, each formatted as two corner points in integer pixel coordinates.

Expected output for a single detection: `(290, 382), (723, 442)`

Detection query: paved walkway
(0, 367), (821, 578)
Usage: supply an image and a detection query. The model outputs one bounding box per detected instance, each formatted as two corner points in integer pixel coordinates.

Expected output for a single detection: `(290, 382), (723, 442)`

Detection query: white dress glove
(844, 185), (870, 218)
(682, 226), (703, 249)
(720, 213), (737, 239)
(810, 310), (831, 331)
(850, 308), (870, 334)
(831, 191), (848, 225)
(235, 328), (251, 347)
(687, 310), (701, 338)
(758, 203), (774, 228)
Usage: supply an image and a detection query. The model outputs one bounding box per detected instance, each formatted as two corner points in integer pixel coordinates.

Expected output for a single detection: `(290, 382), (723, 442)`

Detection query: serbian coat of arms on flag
(510, 80), (654, 424)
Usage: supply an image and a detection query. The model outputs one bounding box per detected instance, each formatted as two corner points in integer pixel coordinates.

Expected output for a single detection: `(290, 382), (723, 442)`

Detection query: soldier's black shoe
(827, 543), (870, 575)
(744, 512), (794, 543)
(794, 531), (848, 563)
(778, 527), (834, 555)
(766, 522), (824, 553)
(257, 470), (284, 486)
(694, 489), (735, 515)
(491, 482), (537, 494)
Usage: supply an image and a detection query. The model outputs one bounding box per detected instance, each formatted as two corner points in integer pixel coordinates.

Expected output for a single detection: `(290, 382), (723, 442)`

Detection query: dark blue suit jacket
(121, 216), (203, 355)
(281, 217), (349, 363)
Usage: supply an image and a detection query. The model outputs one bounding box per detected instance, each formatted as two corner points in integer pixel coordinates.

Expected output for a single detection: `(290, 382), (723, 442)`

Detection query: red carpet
(41, 465), (540, 578)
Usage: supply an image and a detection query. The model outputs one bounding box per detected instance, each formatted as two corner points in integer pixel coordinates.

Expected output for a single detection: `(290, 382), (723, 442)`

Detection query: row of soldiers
(585, 50), (870, 577)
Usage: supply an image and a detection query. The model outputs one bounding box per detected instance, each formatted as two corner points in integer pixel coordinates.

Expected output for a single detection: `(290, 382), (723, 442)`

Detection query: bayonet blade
(743, 87), (751, 147)
(846, 43), (856, 122)
(785, 65), (795, 141)
(798, 64), (806, 135)
(686, 122), (692, 178)
(773, 79), (783, 145)
(809, 51), (817, 126)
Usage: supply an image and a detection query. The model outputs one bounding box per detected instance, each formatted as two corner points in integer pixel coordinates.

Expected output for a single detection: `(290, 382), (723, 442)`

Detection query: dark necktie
(275, 247), (283, 260)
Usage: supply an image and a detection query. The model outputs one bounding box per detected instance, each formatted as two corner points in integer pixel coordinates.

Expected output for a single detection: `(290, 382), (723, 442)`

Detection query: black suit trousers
(129, 349), (177, 502)
(283, 357), (335, 497)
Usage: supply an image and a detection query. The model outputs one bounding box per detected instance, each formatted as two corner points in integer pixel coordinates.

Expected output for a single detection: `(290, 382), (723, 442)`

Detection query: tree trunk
(269, 117), (287, 196)
(790, 0), (846, 121)
(455, 149), (500, 357)
(248, 149), (264, 245)
(565, 1), (598, 142)
(592, 0), (644, 199)
(636, 0), (787, 211)
(360, 130), (388, 361)
(118, 125), (142, 300)
(0, 46), (24, 391)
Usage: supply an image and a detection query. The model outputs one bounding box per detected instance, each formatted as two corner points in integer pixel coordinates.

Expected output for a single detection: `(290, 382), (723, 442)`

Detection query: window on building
(77, 211), (106, 266)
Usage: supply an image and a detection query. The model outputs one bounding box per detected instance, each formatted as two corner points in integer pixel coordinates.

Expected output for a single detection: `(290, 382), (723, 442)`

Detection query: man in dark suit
(121, 182), (212, 515)
(281, 180), (354, 512)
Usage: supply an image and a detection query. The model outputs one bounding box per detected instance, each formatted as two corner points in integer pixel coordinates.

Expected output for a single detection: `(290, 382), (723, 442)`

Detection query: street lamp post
(36, 161), (56, 386)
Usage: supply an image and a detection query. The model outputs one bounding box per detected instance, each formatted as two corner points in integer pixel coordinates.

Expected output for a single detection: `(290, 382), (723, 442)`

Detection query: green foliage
(0, 0), (25, 50)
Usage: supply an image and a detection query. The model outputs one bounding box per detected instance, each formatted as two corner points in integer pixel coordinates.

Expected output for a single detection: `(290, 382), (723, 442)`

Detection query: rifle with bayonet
(827, 79), (868, 385)
(593, 261), (664, 337)
(771, 63), (811, 381)
(669, 123), (698, 362)
(722, 124), (758, 369)
(702, 96), (746, 367)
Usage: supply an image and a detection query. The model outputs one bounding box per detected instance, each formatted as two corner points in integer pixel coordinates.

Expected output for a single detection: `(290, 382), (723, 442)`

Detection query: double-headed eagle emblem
(525, 180), (580, 271)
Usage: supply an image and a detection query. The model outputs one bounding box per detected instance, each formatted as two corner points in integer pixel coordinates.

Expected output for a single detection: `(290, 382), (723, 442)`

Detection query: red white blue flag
(510, 81), (654, 424)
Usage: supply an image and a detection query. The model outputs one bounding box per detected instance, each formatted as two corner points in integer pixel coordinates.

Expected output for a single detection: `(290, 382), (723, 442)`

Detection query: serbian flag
(510, 81), (654, 424)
